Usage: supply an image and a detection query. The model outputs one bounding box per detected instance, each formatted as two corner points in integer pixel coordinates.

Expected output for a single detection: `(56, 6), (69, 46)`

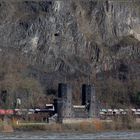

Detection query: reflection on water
(0, 131), (140, 139)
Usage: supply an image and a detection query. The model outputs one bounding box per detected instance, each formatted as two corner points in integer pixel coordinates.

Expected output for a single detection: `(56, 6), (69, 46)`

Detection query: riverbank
(0, 115), (140, 133)
(12, 117), (140, 133)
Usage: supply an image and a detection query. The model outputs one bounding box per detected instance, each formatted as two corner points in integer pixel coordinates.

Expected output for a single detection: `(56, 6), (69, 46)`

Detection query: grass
(8, 116), (140, 132)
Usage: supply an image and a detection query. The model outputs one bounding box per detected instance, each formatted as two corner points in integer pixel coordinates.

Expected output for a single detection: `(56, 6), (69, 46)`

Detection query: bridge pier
(82, 84), (96, 118)
(54, 83), (73, 123)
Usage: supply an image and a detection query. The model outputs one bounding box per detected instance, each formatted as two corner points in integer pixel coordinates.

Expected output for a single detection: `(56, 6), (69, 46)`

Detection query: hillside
(0, 0), (140, 108)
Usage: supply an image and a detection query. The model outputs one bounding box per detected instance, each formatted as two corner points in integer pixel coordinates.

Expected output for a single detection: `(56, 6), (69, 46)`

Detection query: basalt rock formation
(0, 0), (140, 104)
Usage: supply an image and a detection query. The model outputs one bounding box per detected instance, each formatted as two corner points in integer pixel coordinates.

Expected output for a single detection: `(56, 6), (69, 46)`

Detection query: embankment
(12, 117), (140, 133)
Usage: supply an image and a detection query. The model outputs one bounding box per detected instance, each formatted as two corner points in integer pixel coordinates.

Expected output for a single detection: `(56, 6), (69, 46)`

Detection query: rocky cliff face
(0, 0), (140, 92)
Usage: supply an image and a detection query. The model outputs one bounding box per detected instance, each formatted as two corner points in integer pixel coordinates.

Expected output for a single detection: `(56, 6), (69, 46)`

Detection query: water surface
(0, 131), (140, 139)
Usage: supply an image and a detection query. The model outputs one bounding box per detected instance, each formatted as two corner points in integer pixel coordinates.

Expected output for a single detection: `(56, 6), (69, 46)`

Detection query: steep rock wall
(0, 0), (139, 90)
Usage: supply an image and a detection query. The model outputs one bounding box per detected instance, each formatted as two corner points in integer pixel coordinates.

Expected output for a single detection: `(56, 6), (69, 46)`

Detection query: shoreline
(11, 119), (140, 133)
(0, 116), (140, 133)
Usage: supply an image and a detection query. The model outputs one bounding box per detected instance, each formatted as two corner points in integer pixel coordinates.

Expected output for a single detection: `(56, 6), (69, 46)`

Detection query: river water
(0, 131), (140, 139)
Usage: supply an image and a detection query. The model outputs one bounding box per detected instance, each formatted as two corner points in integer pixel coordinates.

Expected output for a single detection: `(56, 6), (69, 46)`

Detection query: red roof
(0, 109), (14, 115)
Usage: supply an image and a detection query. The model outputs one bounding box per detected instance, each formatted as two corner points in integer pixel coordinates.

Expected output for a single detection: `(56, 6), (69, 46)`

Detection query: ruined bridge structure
(54, 83), (97, 123)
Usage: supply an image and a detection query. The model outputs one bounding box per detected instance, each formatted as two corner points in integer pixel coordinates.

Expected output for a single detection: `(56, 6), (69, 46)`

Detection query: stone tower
(57, 83), (73, 118)
(82, 84), (96, 118)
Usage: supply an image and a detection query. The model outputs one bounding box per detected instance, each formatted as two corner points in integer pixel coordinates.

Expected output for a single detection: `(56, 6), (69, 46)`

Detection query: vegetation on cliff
(0, 1), (139, 108)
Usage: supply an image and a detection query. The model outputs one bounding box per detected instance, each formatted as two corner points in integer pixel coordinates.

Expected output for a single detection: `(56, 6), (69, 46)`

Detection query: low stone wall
(63, 118), (94, 124)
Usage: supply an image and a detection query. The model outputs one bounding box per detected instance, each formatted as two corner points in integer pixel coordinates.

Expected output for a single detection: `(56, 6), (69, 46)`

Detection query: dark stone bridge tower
(57, 83), (73, 119)
(82, 84), (96, 118)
